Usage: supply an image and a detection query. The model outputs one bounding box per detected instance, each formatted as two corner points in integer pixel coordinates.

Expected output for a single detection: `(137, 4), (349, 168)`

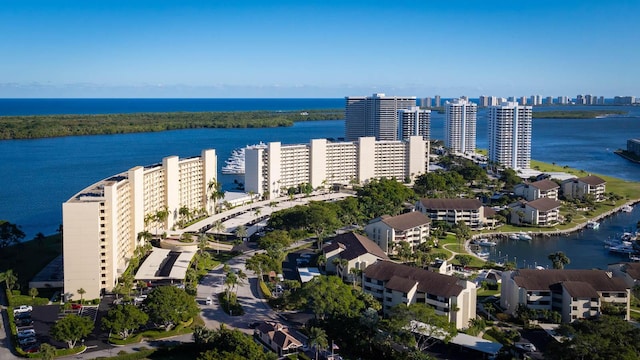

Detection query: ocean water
(1, 99), (639, 270)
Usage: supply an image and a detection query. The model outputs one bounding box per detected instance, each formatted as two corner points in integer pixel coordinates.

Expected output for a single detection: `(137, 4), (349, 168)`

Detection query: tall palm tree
(224, 272), (238, 304)
(234, 269), (247, 296)
(332, 258), (349, 280)
(308, 326), (328, 360)
(208, 179), (225, 213)
(77, 288), (86, 304)
(212, 220), (225, 254)
(0, 269), (18, 290)
(197, 233), (209, 255)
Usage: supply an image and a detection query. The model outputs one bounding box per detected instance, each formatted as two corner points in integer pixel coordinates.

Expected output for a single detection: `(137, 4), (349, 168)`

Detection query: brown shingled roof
(324, 232), (389, 261)
(579, 175), (606, 186)
(623, 263), (640, 280)
(562, 281), (599, 298)
(419, 198), (482, 211)
(364, 261), (465, 298)
(526, 198), (562, 212)
(530, 179), (559, 191)
(380, 211), (431, 231)
(513, 269), (628, 292)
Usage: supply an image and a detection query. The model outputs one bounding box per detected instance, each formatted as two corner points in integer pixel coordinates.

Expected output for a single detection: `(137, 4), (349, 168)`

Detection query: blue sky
(0, 0), (637, 98)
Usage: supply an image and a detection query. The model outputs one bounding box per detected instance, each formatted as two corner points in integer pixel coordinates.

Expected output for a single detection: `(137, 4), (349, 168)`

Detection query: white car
(205, 296), (213, 305)
(515, 342), (537, 352)
(13, 305), (33, 314)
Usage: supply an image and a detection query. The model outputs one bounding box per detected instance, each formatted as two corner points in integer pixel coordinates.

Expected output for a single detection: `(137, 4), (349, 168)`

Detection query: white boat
(221, 142), (267, 175)
(622, 204), (633, 213)
(586, 221), (600, 230)
(608, 241), (636, 254)
(508, 234), (520, 240)
(476, 251), (490, 258)
(477, 238), (497, 247)
(518, 232), (533, 241)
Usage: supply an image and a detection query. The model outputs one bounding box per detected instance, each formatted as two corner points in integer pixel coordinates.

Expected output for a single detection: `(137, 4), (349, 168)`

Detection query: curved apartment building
(63, 149), (216, 300)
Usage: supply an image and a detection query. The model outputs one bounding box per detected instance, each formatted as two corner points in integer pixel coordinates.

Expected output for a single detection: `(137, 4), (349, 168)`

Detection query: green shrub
(259, 280), (272, 299)
(298, 352), (312, 360)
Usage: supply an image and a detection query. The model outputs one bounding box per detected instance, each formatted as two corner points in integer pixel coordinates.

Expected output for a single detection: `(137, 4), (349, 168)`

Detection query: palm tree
(29, 287), (39, 299)
(0, 269), (18, 291)
(154, 206), (169, 237)
(178, 205), (190, 226)
(332, 258), (349, 280)
(349, 267), (362, 288)
(77, 288), (86, 304)
(484, 302), (495, 319)
(316, 254), (327, 270)
(308, 326), (328, 360)
(224, 272), (238, 304)
(548, 251), (570, 269)
(208, 179), (225, 213)
(212, 220), (225, 254)
(234, 269), (247, 296)
(197, 233), (209, 255)
(235, 225), (248, 242)
(137, 230), (153, 246)
(136, 280), (147, 296)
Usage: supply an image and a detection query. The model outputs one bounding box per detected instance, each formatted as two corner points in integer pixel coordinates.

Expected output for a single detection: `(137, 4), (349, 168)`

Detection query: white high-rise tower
(444, 98), (477, 153)
(488, 101), (533, 169)
(397, 106), (431, 141)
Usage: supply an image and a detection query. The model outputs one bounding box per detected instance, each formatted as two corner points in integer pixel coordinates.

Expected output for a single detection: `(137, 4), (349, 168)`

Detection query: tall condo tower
(345, 93), (416, 141)
(397, 106), (431, 141)
(444, 98), (477, 153)
(488, 101), (533, 169)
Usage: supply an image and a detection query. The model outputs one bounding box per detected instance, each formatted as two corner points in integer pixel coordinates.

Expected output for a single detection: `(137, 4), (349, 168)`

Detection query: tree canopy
(300, 275), (365, 320)
(194, 325), (277, 360)
(384, 303), (457, 353)
(144, 286), (199, 330)
(101, 304), (149, 339)
(356, 178), (416, 218)
(50, 314), (94, 348)
(0, 220), (25, 248)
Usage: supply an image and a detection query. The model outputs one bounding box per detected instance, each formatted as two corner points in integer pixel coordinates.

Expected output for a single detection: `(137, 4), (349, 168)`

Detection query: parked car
(18, 337), (37, 346)
(13, 305), (33, 315)
(15, 317), (34, 327)
(14, 312), (32, 320)
(17, 329), (36, 339)
(22, 345), (40, 353)
(205, 296), (213, 305)
(71, 303), (83, 310)
(515, 342), (537, 352)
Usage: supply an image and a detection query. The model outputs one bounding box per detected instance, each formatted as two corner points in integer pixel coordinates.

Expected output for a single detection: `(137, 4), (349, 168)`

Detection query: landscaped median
(108, 317), (199, 345)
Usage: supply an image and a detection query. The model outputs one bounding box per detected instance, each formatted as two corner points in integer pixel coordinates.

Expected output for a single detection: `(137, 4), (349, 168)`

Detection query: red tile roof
(364, 261), (465, 297)
(419, 198), (482, 211)
(379, 211), (431, 231)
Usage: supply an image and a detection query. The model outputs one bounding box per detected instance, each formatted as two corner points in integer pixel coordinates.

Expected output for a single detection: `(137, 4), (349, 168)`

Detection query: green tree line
(0, 109), (343, 140)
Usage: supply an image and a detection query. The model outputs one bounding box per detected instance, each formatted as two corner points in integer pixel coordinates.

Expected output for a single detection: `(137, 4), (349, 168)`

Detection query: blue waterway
(1, 99), (640, 270)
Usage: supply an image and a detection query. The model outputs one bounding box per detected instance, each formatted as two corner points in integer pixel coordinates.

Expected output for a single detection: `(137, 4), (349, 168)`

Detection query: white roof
(134, 247), (197, 281)
(297, 267), (321, 283)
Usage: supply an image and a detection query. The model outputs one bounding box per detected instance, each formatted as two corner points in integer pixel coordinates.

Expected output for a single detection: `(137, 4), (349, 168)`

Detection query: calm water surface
(1, 99), (640, 270)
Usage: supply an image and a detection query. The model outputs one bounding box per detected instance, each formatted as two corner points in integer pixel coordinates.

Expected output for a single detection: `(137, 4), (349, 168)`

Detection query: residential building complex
(323, 232), (388, 282)
(444, 98), (477, 153)
(561, 175), (606, 202)
(255, 322), (303, 357)
(501, 269), (630, 323)
(415, 198), (495, 229)
(363, 261), (477, 329)
(514, 179), (560, 201)
(245, 136), (427, 199)
(508, 198), (562, 226)
(345, 93), (416, 141)
(63, 150), (217, 299)
(487, 101), (532, 169)
(364, 211), (431, 254)
(397, 106), (431, 141)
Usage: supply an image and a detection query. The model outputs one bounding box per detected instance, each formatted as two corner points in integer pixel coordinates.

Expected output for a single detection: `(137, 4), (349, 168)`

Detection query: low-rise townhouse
(363, 261), (476, 329)
(364, 211), (431, 254)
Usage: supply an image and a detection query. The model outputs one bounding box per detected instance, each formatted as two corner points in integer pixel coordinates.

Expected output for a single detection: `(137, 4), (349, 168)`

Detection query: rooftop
(418, 198), (482, 211)
(513, 269), (628, 292)
(323, 232), (388, 261)
(365, 261), (466, 297)
(377, 211), (431, 231)
(526, 197), (562, 212)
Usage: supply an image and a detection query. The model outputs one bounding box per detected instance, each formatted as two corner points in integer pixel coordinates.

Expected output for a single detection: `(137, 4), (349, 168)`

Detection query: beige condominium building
(487, 101), (533, 169)
(63, 149), (216, 300)
(245, 136), (427, 199)
(444, 98), (477, 154)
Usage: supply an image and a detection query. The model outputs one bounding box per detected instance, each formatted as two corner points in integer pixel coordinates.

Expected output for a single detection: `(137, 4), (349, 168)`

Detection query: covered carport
(134, 247), (197, 285)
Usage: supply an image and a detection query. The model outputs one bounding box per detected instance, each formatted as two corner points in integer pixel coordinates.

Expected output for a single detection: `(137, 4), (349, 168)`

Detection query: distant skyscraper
(519, 96), (527, 106)
(598, 96), (605, 105)
(488, 101), (532, 169)
(421, 97), (432, 108)
(545, 96), (554, 105)
(434, 95), (441, 107)
(576, 95), (586, 105)
(398, 106), (431, 141)
(557, 96), (569, 105)
(529, 95), (542, 106)
(444, 98), (477, 153)
(345, 93), (416, 141)
(614, 96), (636, 105)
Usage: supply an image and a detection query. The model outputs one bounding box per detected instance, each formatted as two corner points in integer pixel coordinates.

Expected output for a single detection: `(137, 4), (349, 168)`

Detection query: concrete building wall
(309, 139), (327, 188)
(358, 137), (376, 183)
(163, 156), (179, 230)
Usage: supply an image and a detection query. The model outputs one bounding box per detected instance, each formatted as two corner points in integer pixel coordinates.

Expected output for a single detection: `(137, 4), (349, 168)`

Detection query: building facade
(63, 150), (217, 300)
(363, 261), (476, 329)
(345, 93), (416, 141)
(245, 136), (427, 199)
(364, 212), (431, 254)
(444, 98), (477, 153)
(513, 179), (560, 201)
(415, 198), (495, 229)
(501, 269), (630, 323)
(487, 101), (533, 169)
(561, 175), (606, 202)
(323, 232), (388, 282)
(397, 106), (431, 141)
(508, 198), (561, 226)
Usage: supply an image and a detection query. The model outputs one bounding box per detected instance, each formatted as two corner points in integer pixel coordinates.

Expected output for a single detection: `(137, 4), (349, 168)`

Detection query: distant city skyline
(1, 1), (638, 98)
